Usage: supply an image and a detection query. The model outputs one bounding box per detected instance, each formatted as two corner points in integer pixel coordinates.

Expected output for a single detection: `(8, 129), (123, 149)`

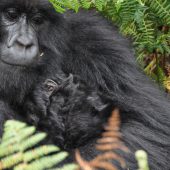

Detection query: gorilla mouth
(0, 54), (42, 68)
(0, 51), (42, 67)
(0, 57), (28, 67)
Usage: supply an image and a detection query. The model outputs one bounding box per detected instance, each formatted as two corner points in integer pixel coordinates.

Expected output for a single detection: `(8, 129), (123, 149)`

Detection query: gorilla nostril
(26, 43), (34, 49)
(17, 40), (34, 49)
(16, 36), (34, 49)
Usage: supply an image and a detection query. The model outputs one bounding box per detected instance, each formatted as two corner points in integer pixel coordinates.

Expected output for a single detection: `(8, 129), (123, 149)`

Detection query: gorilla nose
(1, 34), (40, 66)
(16, 35), (34, 49)
(12, 35), (40, 64)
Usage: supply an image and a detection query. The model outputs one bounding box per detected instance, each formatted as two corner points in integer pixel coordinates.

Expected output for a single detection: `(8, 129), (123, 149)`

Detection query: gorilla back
(63, 10), (170, 170)
(0, 1), (169, 170)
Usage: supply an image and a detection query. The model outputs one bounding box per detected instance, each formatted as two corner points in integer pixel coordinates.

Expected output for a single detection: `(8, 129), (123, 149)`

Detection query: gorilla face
(0, 8), (40, 66)
(0, 0), (67, 103)
(0, 0), (61, 67)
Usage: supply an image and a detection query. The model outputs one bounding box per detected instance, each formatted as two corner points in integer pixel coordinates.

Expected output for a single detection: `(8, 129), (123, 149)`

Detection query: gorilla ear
(44, 79), (59, 95)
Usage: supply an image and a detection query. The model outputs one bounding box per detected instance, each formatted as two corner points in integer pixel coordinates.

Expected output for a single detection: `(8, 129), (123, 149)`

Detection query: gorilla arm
(0, 101), (18, 136)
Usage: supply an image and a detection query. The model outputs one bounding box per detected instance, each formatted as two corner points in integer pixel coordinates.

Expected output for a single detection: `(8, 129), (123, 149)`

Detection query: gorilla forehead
(0, 0), (52, 10)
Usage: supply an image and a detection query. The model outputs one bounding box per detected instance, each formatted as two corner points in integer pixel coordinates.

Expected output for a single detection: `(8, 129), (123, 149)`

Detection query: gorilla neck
(0, 62), (40, 105)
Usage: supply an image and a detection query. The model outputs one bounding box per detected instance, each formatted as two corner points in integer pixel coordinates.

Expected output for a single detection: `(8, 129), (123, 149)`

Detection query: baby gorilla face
(28, 74), (111, 149)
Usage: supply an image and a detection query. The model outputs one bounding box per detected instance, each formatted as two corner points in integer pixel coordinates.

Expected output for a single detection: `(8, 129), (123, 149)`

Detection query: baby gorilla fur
(25, 74), (112, 151)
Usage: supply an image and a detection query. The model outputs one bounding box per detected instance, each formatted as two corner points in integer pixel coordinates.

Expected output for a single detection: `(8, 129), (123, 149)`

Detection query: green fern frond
(0, 120), (77, 170)
(146, 0), (170, 25)
(49, 0), (66, 13)
(135, 15), (155, 49)
(118, 0), (139, 22)
(135, 150), (150, 170)
(23, 146), (59, 162)
(14, 152), (68, 170)
(79, 0), (92, 9)
(103, 1), (119, 21)
(66, 0), (80, 12)
(94, 0), (107, 11)
(49, 0), (80, 13)
(49, 0), (110, 12)
(120, 22), (138, 36)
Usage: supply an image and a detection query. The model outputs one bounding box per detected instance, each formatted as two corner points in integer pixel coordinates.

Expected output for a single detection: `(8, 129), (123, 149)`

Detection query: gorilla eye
(4, 8), (20, 21)
(32, 14), (44, 25)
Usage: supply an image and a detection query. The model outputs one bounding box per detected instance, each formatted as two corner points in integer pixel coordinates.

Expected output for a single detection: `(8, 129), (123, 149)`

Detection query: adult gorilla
(0, 0), (169, 170)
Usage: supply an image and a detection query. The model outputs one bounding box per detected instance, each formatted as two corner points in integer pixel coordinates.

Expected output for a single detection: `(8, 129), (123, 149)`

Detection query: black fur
(25, 74), (111, 149)
(0, 1), (169, 170)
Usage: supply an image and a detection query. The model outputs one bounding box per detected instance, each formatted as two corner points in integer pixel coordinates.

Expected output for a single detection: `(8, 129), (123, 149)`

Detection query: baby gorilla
(25, 74), (112, 150)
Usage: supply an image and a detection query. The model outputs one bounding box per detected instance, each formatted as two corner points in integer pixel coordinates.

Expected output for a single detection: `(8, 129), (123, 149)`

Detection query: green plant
(76, 109), (128, 170)
(0, 120), (77, 170)
(135, 150), (150, 170)
(49, 0), (170, 90)
(49, 0), (108, 12)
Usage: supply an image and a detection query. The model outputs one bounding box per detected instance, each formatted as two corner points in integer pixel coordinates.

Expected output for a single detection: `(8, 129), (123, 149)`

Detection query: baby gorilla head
(28, 74), (112, 149)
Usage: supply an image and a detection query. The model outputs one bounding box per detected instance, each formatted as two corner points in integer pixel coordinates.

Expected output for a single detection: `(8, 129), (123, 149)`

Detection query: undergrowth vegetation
(50, 0), (170, 91)
(0, 120), (77, 170)
(0, 110), (150, 170)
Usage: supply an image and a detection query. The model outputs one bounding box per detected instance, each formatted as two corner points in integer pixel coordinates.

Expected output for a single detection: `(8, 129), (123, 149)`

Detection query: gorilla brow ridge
(0, 0), (51, 11)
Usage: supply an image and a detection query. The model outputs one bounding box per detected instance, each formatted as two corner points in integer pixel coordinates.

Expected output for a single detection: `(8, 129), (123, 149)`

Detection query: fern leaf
(24, 145), (60, 162)
(0, 153), (23, 169)
(80, 0), (92, 9)
(147, 0), (170, 25)
(135, 150), (150, 170)
(135, 15), (155, 48)
(0, 120), (77, 170)
(119, 0), (139, 22)
(21, 133), (47, 151)
(49, 0), (66, 13)
(2, 121), (27, 141)
(16, 152), (68, 170)
(95, 0), (106, 11)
